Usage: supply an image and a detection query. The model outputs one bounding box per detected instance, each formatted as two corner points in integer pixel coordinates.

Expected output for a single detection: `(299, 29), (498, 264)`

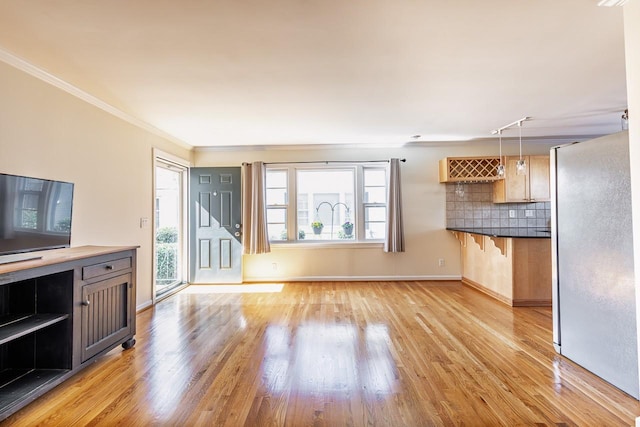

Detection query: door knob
(234, 231), (241, 237)
(235, 224), (241, 229)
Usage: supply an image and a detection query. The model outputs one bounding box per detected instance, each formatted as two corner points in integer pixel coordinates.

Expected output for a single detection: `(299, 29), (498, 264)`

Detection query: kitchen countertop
(446, 227), (551, 239)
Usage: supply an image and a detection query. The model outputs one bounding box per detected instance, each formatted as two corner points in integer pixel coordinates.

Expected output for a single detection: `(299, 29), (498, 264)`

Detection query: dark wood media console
(0, 246), (137, 420)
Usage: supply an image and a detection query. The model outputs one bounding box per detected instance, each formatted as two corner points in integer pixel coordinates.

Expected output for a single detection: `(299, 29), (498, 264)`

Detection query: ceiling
(0, 1), (628, 148)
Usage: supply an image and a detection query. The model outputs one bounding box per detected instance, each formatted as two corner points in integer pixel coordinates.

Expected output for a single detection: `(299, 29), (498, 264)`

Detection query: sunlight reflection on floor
(181, 283), (285, 294)
(261, 322), (396, 395)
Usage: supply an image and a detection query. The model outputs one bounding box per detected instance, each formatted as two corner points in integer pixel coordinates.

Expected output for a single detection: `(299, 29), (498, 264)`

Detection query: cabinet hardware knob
(82, 299), (90, 306)
(105, 265), (114, 270)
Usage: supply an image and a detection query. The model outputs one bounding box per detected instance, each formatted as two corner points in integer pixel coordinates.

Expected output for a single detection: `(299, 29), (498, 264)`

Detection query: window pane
(297, 193), (309, 229)
(267, 170), (287, 187)
(365, 202), (386, 240)
(22, 194), (39, 209)
(365, 206), (386, 222)
(19, 194), (39, 229)
(297, 169), (354, 241)
(365, 222), (386, 240)
(267, 207), (287, 240)
(23, 178), (43, 192)
(364, 169), (386, 186)
(268, 224), (287, 241)
(267, 207), (286, 223)
(20, 210), (37, 229)
(266, 188), (287, 205)
(365, 187), (386, 203)
(266, 170), (288, 206)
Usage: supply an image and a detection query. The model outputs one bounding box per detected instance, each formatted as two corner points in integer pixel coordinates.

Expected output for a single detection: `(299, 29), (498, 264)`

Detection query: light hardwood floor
(4, 281), (640, 426)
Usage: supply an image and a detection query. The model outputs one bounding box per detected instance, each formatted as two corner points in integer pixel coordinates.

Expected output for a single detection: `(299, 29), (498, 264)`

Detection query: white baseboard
(136, 300), (153, 312)
(243, 275), (462, 282)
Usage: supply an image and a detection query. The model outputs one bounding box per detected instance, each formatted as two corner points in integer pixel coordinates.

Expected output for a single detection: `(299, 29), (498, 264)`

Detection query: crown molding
(193, 141), (409, 152)
(0, 47), (192, 151)
(194, 134), (606, 152)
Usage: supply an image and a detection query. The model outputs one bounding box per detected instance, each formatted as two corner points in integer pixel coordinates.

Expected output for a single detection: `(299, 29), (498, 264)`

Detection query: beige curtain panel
(384, 158), (405, 252)
(241, 162), (271, 254)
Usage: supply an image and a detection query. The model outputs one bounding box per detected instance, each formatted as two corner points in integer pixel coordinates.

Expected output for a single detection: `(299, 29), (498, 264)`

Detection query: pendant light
(496, 130), (505, 178)
(515, 120), (526, 175)
(622, 109), (629, 130)
(492, 116), (530, 176)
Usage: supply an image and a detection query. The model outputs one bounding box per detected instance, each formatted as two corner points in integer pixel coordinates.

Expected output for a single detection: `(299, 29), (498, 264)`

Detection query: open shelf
(439, 157), (502, 182)
(0, 369), (70, 412)
(0, 314), (70, 346)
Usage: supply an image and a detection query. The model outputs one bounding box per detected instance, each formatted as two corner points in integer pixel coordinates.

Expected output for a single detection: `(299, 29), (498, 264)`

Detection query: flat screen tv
(0, 173), (74, 264)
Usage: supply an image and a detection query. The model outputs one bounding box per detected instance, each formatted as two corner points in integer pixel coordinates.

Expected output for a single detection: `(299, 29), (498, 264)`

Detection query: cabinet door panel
(505, 156), (528, 202)
(529, 156), (551, 201)
(81, 273), (132, 362)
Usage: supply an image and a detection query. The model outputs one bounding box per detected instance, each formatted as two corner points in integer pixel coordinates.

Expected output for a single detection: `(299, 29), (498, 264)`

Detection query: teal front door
(189, 167), (242, 283)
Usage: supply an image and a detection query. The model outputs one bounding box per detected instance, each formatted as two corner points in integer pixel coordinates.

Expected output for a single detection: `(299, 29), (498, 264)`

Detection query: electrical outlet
(272, 263), (278, 270)
(525, 209), (535, 218)
(140, 217), (149, 228)
(438, 258), (445, 267)
(509, 210), (516, 218)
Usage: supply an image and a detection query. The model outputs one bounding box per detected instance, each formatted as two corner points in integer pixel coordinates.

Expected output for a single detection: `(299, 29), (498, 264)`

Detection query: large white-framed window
(265, 164), (387, 243)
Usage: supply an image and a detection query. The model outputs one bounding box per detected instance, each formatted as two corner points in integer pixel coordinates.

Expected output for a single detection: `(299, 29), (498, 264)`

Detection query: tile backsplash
(445, 183), (551, 228)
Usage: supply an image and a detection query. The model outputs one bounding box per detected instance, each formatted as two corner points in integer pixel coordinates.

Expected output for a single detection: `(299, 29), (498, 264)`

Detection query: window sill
(270, 241), (384, 249)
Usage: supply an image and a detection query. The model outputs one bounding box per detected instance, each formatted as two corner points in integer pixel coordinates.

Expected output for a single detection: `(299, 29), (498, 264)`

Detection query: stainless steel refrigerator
(551, 131), (638, 398)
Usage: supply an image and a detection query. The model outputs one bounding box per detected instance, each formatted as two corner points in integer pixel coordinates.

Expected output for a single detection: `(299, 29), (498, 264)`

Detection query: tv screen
(0, 173), (74, 258)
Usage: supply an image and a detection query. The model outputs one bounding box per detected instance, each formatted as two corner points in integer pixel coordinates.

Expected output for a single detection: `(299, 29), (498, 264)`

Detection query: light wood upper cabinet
(493, 155), (550, 203)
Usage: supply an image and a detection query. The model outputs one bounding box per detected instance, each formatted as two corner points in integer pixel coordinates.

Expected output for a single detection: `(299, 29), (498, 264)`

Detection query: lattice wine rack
(439, 157), (502, 182)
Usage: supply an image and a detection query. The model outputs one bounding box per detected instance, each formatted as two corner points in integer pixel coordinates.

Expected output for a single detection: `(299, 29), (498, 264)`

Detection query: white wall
(0, 60), (192, 309)
(195, 141), (555, 281)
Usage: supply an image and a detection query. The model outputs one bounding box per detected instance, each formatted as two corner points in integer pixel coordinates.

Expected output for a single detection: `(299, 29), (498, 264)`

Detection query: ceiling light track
(491, 116), (530, 135)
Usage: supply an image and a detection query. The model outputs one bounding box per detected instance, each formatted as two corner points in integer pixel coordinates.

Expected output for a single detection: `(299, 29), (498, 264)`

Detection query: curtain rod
(244, 159), (406, 166)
